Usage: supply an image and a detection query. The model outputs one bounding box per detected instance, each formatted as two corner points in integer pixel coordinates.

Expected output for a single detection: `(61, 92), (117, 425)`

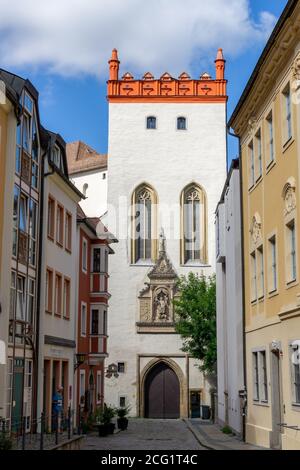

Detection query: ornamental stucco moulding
(250, 213), (262, 246)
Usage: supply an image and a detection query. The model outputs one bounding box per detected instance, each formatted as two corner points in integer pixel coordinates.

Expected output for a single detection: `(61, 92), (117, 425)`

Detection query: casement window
(55, 273), (62, 316)
(283, 83), (292, 143)
(16, 275), (26, 321)
(250, 251), (257, 302)
(46, 268), (53, 313)
(29, 199), (38, 266)
(91, 308), (107, 336)
(10, 272), (16, 320)
(268, 235), (277, 293)
(19, 194), (28, 233)
(146, 116), (156, 129)
(117, 362), (125, 374)
(19, 91), (40, 186)
(257, 246), (264, 299)
(79, 370), (85, 402)
(286, 219), (297, 283)
(91, 309), (99, 335)
(27, 278), (35, 324)
(92, 247), (101, 273)
(255, 129), (262, 179)
(51, 145), (63, 171)
(248, 140), (255, 188)
(56, 204), (64, 246)
(252, 350), (268, 403)
(12, 185), (19, 256)
(47, 196), (55, 240)
(177, 116), (187, 130)
(132, 184), (157, 263)
(181, 184), (207, 264)
(96, 371), (102, 403)
(63, 277), (70, 319)
(253, 352), (259, 401)
(16, 122), (21, 174)
(81, 303), (87, 337)
(266, 111), (274, 164)
(290, 342), (300, 404)
(65, 212), (72, 252)
(82, 238), (88, 272)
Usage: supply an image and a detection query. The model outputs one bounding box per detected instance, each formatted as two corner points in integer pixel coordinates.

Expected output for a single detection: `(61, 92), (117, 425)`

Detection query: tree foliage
(173, 272), (216, 373)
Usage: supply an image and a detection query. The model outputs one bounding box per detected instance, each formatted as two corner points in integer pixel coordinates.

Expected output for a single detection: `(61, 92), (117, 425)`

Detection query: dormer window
(146, 116), (156, 129)
(51, 145), (63, 171)
(177, 117), (187, 130)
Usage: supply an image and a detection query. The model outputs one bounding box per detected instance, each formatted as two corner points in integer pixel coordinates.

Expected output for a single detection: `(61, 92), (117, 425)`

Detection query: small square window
(146, 116), (156, 129)
(118, 362), (125, 373)
(177, 117), (186, 130)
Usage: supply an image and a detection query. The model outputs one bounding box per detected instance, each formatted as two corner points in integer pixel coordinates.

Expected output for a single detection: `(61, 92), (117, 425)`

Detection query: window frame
(54, 272), (63, 317)
(265, 109), (275, 168)
(45, 267), (54, 314)
(65, 211), (72, 253)
(131, 183), (158, 264)
(181, 183), (208, 266)
(267, 233), (278, 295)
(285, 218), (297, 285)
(56, 203), (64, 247)
(252, 348), (269, 404)
(282, 81), (293, 147)
(248, 139), (255, 189)
(82, 237), (88, 273)
(146, 116), (157, 130)
(81, 302), (87, 337)
(47, 195), (55, 241)
(63, 276), (71, 320)
(177, 116), (187, 131)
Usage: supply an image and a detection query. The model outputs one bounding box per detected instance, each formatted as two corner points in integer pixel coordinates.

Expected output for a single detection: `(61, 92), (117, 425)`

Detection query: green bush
(221, 425), (233, 435)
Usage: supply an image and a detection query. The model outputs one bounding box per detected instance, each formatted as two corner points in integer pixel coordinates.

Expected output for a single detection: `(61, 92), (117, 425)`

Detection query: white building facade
(37, 131), (82, 429)
(216, 159), (245, 435)
(105, 49), (227, 417)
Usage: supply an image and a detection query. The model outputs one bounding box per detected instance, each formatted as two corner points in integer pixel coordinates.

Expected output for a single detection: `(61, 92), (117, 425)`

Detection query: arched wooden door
(144, 362), (180, 418)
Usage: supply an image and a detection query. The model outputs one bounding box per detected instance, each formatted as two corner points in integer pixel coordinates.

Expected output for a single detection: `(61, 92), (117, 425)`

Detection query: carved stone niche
(137, 239), (179, 334)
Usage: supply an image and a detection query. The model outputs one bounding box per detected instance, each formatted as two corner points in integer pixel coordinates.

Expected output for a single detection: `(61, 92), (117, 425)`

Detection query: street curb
(183, 419), (217, 451)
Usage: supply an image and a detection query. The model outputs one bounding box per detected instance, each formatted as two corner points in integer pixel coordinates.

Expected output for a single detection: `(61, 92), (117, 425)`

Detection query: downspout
(33, 144), (53, 429)
(227, 127), (247, 442)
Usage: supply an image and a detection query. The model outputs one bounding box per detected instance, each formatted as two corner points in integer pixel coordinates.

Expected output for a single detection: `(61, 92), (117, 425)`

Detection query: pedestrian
(52, 386), (63, 432)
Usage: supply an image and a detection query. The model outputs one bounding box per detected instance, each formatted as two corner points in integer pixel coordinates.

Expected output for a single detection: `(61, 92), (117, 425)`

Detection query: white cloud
(0, 0), (276, 78)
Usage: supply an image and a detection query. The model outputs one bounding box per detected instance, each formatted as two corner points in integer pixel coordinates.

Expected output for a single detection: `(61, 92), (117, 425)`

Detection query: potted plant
(116, 406), (130, 431)
(97, 404), (115, 436)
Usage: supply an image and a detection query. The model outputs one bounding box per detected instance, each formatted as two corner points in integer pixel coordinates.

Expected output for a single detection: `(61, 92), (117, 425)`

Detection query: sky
(0, 0), (289, 164)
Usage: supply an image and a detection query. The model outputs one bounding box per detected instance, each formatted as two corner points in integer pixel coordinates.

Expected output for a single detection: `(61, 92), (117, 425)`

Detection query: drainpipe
(227, 127), (247, 442)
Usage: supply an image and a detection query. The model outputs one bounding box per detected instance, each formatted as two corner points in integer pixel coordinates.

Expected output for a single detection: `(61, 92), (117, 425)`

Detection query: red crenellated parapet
(107, 48), (227, 103)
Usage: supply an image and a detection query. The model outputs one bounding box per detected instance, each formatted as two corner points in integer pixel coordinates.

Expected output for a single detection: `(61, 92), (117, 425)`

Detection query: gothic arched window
(181, 183), (207, 264)
(146, 116), (157, 129)
(132, 184), (157, 263)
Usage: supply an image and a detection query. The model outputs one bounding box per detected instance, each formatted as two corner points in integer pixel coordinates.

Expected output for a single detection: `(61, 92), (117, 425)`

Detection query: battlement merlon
(107, 48), (227, 103)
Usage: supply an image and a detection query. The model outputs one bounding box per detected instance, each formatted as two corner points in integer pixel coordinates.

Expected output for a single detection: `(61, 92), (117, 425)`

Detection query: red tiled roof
(66, 141), (107, 175)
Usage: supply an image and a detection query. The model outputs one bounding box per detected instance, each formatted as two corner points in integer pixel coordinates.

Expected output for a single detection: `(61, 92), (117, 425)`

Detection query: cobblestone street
(81, 419), (206, 451)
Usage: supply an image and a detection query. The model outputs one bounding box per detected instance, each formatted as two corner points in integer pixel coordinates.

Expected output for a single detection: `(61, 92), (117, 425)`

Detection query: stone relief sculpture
(154, 288), (169, 321)
(250, 213), (262, 245)
(138, 229), (178, 330)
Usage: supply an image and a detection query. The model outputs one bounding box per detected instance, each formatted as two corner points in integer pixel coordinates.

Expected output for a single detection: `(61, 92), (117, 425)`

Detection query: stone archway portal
(144, 362), (180, 419)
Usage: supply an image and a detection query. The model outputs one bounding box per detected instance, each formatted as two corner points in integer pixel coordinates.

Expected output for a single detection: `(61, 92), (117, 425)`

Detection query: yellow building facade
(229, 0), (300, 450)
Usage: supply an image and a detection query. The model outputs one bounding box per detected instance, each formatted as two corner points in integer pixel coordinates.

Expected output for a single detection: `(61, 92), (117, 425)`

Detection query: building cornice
(228, 0), (300, 136)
